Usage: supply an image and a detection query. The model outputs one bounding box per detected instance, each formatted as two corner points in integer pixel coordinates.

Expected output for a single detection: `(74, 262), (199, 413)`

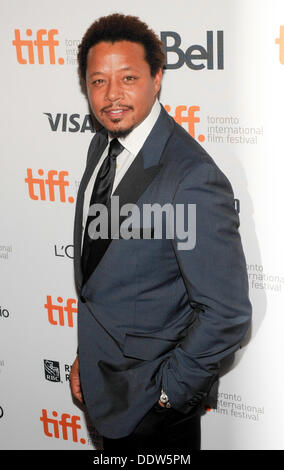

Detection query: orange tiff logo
(12, 29), (64, 65)
(45, 295), (77, 327)
(275, 26), (284, 64)
(25, 169), (74, 203)
(165, 105), (205, 142)
(40, 409), (86, 444)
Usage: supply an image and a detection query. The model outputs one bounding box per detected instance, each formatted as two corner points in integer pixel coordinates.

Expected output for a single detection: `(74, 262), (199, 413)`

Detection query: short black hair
(78, 13), (165, 81)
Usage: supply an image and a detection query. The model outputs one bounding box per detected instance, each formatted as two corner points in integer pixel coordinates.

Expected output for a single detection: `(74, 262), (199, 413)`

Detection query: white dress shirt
(82, 99), (161, 239)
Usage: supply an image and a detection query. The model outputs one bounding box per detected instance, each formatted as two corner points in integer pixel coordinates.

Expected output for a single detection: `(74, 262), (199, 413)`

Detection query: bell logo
(165, 105), (205, 142)
(275, 26), (284, 64)
(25, 169), (74, 203)
(161, 30), (224, 70)
(45, 295), (77, 327)
(40, 409), (85, 444)
(12, 29), (64, 65)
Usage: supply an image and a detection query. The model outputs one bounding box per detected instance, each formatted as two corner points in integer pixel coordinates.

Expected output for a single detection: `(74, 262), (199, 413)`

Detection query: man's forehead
(86, 41), (149, 73)
(88, 66), (136, 78)
(87, 40), (146, 59)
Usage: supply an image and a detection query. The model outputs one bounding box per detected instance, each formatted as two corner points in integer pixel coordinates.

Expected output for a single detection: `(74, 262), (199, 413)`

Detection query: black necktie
(81, 138), (124, 275)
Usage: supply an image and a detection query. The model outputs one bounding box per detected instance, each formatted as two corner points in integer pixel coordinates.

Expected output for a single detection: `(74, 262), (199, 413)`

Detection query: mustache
(101, 105), (134, 112)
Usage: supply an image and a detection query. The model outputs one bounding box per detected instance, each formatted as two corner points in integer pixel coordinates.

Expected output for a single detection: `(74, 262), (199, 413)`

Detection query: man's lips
(102, 106), (133, 119)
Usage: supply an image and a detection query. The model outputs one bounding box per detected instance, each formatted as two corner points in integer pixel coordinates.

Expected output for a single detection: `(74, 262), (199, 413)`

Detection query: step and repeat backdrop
(1, 0), (284, 450)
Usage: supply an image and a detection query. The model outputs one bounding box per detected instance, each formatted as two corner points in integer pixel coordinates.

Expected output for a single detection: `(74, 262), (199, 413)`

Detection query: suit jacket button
(80, 295), (86, 303)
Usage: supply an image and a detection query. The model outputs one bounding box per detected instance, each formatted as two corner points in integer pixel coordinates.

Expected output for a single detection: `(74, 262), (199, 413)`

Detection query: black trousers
(103, 402), (201, 452)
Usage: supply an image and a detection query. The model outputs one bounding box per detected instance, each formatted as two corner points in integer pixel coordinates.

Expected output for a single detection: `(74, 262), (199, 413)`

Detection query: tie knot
(108, 138), (124, 159)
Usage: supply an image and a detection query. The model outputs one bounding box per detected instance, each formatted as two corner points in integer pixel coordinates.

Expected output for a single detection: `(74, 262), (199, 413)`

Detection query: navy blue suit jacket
(73, 105), (252, 438)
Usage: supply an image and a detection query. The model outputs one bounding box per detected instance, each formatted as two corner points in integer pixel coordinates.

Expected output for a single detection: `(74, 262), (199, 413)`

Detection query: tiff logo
(45, 295), (77, 327)
(25, 169), (74, 203)
(40, 409), (86, 444)
(275, 26), (284, 64)
(165, 105), (205, 143)
(12, 29), (64, 65)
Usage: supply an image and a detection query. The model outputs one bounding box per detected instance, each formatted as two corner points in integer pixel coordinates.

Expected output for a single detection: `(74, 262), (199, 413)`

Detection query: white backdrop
(1, 0), (284, 450)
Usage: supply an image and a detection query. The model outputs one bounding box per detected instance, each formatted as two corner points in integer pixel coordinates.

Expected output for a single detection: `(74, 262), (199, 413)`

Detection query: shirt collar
(108, 99), (161, 156)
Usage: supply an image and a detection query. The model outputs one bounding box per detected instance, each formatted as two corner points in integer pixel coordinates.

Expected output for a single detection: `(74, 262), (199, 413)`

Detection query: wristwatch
(159, 388), (172, 408)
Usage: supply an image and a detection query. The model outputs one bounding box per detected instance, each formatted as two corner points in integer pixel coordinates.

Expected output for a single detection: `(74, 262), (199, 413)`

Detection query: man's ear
(153, 68), (163, 95)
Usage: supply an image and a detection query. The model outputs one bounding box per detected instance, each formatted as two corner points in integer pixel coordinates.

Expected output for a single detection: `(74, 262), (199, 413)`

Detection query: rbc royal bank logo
(12, 29), (64, 65)
(44, 360), (61, 382)
(43, 360), (73, 383)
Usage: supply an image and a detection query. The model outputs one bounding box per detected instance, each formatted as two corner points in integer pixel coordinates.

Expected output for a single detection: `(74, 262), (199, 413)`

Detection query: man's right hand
(70, 356), (83, 403)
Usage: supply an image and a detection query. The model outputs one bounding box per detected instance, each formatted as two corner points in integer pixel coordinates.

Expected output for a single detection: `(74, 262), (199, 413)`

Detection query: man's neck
(108, 99), (161, 156)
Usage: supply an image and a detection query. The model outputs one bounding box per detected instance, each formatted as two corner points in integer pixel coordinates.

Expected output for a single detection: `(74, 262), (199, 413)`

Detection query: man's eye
(92, 79), (104, 86)
(124, 76), (136, 81)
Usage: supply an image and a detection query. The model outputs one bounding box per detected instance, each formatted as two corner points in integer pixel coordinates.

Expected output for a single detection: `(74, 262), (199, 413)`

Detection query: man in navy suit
(70, 13), (251, 451)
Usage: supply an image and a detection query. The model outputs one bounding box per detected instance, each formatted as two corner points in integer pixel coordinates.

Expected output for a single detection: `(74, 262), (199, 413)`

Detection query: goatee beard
(108, 125), (135, 139)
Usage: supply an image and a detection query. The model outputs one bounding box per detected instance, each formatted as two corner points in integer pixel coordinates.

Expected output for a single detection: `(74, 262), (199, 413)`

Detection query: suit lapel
(73, 131), (108, 291)
(80, 106), (175, 287)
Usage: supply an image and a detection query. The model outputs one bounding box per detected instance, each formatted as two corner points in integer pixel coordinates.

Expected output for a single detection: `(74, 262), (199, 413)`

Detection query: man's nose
(105, 79), (123, 102)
